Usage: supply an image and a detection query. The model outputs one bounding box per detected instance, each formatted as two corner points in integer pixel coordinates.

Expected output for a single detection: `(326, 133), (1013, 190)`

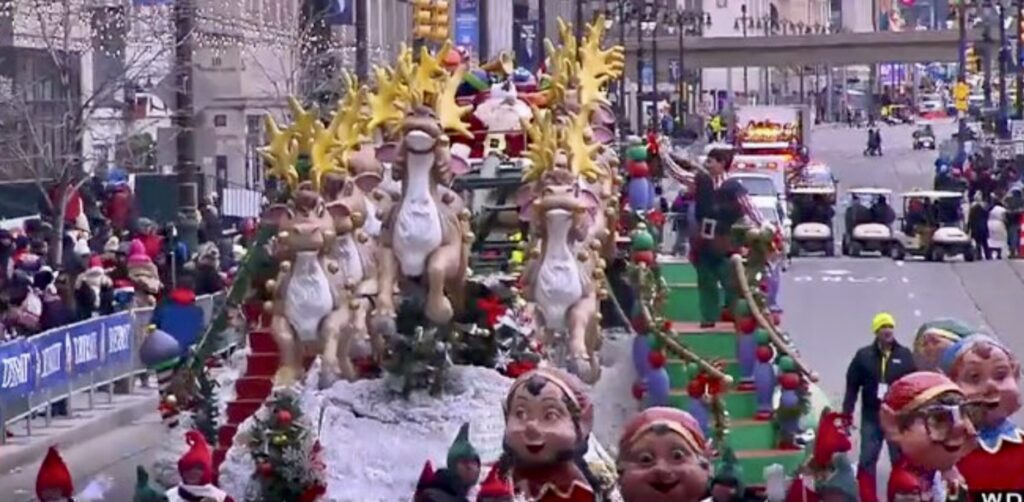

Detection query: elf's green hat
(819, 454), (858, 502)
(446, 423), (480, 468)
(711, 447), (744, 491)
(133, 466), (168, 502)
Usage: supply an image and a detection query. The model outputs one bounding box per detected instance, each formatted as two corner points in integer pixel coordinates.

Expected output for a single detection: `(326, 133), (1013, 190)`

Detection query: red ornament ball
(631, 317), (648, 333)
(632, 250), (656, 266)
(275, 409), (293, 426)
(258, 461), (274, 478)
(662, 320), (673, 332)
(735, 316), (758, 334)
(648, 350), (667, 369)
(720, 309), (734, 323)
(631, 381), (646, 400)
(779, 372), (801, 390)
(771, 311), (783, 326)
(755, 345), (774, 363)
(686, 379), (705, 398)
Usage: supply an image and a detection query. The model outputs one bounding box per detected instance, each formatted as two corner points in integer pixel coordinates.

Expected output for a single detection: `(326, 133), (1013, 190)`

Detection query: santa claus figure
(499, 367), (616, 501)
(74, 256), (113, 319)
(165, 431), (233, 502)
(912, 319), (973, 372)
(784, 408), (854, 502)
(35, 446), (110, 502)
(616, 407), (710, 502)
(881, 372), (978, 502)
(940, 334), (1024, 490)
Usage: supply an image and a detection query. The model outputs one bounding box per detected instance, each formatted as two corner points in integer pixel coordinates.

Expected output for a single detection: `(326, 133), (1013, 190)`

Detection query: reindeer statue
(369, 42), (475, 343)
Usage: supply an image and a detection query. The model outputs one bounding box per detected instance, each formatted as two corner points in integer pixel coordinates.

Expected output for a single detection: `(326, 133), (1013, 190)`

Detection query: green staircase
(659, 257), (805, 487)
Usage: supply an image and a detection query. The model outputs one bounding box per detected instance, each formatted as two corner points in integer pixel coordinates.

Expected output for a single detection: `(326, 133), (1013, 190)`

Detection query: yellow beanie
(872, 312), (895, 334)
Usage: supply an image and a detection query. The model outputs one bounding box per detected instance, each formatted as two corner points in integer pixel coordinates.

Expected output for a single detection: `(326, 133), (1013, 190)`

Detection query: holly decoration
(190, 368), (220, 446)
(247, 389), (327, 502)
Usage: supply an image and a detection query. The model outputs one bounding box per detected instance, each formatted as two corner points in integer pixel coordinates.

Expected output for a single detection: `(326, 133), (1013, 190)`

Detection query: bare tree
(0, 0), (177, 262)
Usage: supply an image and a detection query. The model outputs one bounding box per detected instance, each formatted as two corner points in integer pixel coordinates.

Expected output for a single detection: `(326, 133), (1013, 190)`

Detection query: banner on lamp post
(454, 0), (480, 55)
(514, 20), (540, 70)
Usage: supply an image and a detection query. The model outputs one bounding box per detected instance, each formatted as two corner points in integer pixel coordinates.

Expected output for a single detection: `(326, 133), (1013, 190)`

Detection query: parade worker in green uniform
(660, 141), (764, 327)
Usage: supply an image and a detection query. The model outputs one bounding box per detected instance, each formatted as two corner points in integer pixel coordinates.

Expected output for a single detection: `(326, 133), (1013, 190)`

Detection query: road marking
(790, 275), (887, 283)
(901, 277), (909, 283)
(821, 269), (851, 276)
(914, 309), (922, 317)
(907, 292), (915, 299)
(896, 261), (905, 267)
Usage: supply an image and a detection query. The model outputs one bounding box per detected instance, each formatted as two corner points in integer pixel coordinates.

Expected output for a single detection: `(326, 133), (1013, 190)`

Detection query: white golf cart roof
(899, 190), (963, 199)
(789, 186), (836, 195)
(848, 187), (893, 195)
(704, 142), (734, 153)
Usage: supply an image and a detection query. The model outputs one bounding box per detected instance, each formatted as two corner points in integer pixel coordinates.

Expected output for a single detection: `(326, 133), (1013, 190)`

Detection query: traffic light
(412, 0), (433, 40)
(432, 1), (450, 41)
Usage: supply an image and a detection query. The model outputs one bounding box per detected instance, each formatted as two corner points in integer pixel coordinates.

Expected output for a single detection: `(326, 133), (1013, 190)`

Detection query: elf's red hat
(36, 446), (73, 499)
(476, 464), (513, 500)
(178, 430), (213, 485)
(619, 407), (707, 457)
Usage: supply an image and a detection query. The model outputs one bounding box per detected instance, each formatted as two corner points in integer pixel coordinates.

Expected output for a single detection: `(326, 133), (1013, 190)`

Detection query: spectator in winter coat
(34, 268), (72, 332)
(151, 269), (204, 356)
(193, 243), (225, 295)
(987, 203), (1008, 259)
(1005, 188), (1024, 257)
(0, 229), (13, 286)
(968, 195), (991, 260)
(74, 256), (114, 320)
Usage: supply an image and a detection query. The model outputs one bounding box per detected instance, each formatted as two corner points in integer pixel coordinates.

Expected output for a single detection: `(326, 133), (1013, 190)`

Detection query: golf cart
(912, 122), (936, 150)
(882, 104), (914, 125)
(788, 186), (837, 257)
(842, 188), (895, 257)
(891, 191), (975, 262)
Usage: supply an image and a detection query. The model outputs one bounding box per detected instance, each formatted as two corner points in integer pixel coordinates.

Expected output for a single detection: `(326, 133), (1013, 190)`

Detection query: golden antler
(578, 15), (625, 109)
(542, 20), (576, 107)
(436, 65), (473, 139)
(287, 96), (320, 156)
(259, 114), (299, 190)
(309, 120), (346, 192)
(410, 40), (452, 101)
(564, 109), (603, 182)
(367, 64), (409, 134)
(335, 71), (368, 153)
(522, 108), (559, 183)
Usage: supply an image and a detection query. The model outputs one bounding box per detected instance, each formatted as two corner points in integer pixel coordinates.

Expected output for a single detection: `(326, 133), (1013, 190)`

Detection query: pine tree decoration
(246, 389), (327, 502)
(191, 368), (220, 446)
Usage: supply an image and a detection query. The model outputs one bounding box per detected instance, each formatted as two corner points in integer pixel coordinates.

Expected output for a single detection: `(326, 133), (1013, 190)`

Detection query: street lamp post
(741, 5), (749, 98)
(998, 0), (1009, 137)
(636, 4), (645, 133)
(650, 5), (659, 131)
(958, 0), (968, 158)
(174, 0), (199, 250)
(1017, 0), (1023, 118)
(676, 9), (710, 131)
(984, 0), (994, 110)
(617, 2), (626, 124)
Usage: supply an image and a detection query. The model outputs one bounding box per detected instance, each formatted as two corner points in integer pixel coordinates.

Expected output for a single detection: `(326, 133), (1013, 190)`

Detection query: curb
(0, 391), (158, 474)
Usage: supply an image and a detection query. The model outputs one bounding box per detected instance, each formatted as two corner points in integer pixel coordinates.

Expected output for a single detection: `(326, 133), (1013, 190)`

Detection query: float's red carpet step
(214, 325), (278, 482)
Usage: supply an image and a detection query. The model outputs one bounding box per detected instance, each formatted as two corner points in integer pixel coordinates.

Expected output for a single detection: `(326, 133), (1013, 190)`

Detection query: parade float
(137, 14), (832, 502)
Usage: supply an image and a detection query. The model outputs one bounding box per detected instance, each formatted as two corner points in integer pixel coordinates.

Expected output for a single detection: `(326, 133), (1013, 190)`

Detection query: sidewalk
(0, 386), (158, 474)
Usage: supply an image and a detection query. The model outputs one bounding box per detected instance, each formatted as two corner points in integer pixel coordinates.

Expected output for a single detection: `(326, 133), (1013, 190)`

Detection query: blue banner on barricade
(68, 320), (103, 375)
(30, 329), (70, 392)
(0, 339), (34, 398)
(103, 312), (133, 364)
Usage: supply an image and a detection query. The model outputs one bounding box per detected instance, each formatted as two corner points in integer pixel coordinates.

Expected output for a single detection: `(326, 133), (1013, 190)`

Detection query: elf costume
(912, 319), (973, 372)
(35, 446), (110, 502)
(784, 408), (854, 502)
(816, 454), (858, 502)
(616, 407), (709, 502)
(134, 465), (168, 502)
(416, 423), (481, 502)
(709, 448), (746, 502)
(477, 465), (514, 502)
(941, 335), (1024, 490)
(165, 431), (233, 502)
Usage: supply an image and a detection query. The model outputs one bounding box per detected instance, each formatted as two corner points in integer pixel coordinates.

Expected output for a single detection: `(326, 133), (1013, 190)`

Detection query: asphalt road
(784, 120), (1024, 492)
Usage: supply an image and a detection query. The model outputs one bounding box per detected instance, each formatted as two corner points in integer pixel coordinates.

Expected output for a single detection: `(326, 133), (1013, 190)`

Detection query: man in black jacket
(842, 312), (916, 502)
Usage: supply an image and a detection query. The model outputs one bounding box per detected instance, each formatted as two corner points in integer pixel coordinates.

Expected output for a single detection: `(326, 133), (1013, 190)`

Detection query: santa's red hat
(178, 430), (213, 485)
(86, 255), (104, 275)
(36, 446), (73, 499)
(476, 464), (513, 500)
(113, 278), (134, 295)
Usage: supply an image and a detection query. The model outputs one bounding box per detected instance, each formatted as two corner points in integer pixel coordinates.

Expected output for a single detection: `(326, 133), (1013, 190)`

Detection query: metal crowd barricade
(0, 292), (226, 444)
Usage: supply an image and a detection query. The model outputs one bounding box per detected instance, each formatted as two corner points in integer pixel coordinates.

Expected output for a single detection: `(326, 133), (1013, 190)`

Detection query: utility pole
(651, 5), (658, 131)
(636, 3), (645, 133)
(998, 1), (1009, 137)
(958, 1), (968, 159)
(356, 0), (368, 79)
(618, 0), (626, 123)
(575, 0), (583, 55)
(480, 0), (490, 60)
(174, 0), (199, 251)
(538, 0), (547, 64)
(1017, 0), (1023, 118)
(984, 0), (994, 110)
(741, 4), (748, 99)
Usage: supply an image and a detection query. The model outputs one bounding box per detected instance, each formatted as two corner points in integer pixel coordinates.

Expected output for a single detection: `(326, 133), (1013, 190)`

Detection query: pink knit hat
(126, 239), (152, 268)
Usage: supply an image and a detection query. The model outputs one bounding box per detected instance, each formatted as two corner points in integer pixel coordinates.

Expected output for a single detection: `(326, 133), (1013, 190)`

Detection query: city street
(784, 121), (1024, 487)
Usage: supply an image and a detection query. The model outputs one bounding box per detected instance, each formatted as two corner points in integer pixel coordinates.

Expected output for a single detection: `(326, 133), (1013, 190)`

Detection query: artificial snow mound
(219, 360), (630, 502)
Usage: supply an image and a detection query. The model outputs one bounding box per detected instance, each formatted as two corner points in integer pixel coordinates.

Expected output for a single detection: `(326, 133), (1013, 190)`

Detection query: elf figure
(616, 407), (710, 502)
(709, 448), (746, 502)
(940, 334), (1024, 490)
(477, 465), (515, 502)
(912, 319), (972, 372)
(784, 408), (854, 502)
(139, 326), (183, 429)
(166, 431), (234, 502)
(816, 454), (859, 502)
(416, 423), (483, 502)
(880, 372), (977, 502)
(35, 446), (111, 502)
(134, 465), (168, 502)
